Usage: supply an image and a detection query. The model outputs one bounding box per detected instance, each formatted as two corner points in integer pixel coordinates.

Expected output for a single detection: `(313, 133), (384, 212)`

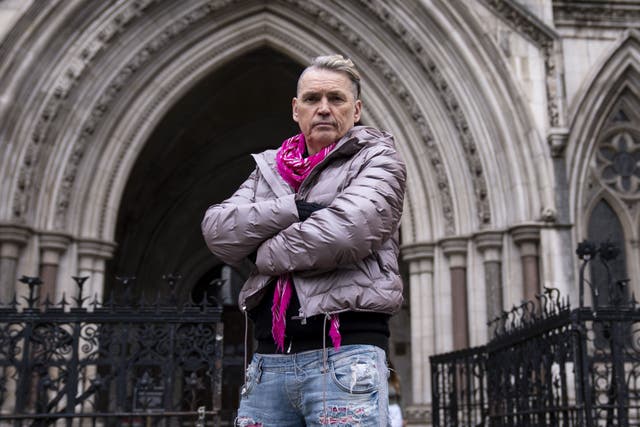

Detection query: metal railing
(431, 241), (640, 426)
(0, 275), (223, 426)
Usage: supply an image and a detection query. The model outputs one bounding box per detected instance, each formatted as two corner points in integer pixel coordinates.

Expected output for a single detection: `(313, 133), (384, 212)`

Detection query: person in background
(388, 362), (405, 427)
(202, 54), (406, 426)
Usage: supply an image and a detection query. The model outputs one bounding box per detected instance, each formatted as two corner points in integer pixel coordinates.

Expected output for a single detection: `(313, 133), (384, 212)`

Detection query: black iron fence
(0, 274), (223, 426)
(431, 241), (640, 426)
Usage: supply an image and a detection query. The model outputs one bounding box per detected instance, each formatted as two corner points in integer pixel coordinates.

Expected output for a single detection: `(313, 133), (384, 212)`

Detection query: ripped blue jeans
(235, 345), (389, 427)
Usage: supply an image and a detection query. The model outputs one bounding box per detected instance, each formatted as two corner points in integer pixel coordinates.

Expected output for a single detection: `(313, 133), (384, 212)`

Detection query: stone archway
(0, 1), (555, 419)
(106, 47), (302, 299)
(105, 47), (303, 418)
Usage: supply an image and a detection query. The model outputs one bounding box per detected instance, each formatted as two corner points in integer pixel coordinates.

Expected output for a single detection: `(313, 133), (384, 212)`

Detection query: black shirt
(249, 280), (390, 354)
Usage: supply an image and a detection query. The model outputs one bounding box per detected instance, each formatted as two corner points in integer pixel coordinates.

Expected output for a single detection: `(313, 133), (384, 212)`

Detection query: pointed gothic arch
(0, 1), (552, 249)
(568, 29), (640, 296)
(0, 1), (559, 414)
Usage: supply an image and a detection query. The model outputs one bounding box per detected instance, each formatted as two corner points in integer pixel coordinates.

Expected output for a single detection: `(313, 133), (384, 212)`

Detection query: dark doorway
(106, 47), (304, 422)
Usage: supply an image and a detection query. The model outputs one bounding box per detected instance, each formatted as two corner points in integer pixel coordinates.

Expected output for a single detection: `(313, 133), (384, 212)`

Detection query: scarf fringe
(271, 273), (293, 353)
(329, 314), (341, 350)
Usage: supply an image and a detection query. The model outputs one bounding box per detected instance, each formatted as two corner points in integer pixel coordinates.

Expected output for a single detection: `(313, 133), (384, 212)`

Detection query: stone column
(76, 238), (116, 305)
(74, 238), (115, 414)
(38, 232), (72, 302)
(401, 242), (434, 417)
(0, 224), (32, 303)
(441, 237), (469, 351)
(0, 224), (31, 415)
(512, 225), (541, 303)
(475, 231), (504, 336)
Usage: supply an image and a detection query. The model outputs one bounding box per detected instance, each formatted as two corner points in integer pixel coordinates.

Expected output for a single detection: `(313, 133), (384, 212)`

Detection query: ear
(292, 97), (299, 122)
(353, 99), (362, 122)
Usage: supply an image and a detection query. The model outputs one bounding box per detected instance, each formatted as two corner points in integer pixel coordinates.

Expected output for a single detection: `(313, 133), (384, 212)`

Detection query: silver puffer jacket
(201, 126), (407, 319)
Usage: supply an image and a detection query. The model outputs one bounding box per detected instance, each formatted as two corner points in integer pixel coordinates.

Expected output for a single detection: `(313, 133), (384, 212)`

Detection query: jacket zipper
(296, 135), (356, 196)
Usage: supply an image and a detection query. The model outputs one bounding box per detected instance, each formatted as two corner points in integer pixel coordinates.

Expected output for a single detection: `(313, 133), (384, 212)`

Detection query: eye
(303, 94), (320, 103)
(329, 94), (346, 104)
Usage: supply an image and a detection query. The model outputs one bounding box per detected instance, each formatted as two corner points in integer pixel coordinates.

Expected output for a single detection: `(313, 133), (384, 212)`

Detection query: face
(292, 68), (362, 154)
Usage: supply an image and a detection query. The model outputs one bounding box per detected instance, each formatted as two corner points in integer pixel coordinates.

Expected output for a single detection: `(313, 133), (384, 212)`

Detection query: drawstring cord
(243, 307), (249, 384)
(322, 314), (329, 422)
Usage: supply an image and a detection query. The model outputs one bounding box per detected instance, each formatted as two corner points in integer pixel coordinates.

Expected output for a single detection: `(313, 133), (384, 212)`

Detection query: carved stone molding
(511, 223), (541, 241)
(548, 126), (570, 157)
(97, 25), (276, 236)
(57, 0), (239, 232)
(441, 236), (469, 268)
(39, 231), (72, 252)
(39, 231), (72, 266)
(13, 0), (495, 237)
(481, 0), (564, 129)
(511, 223), (541, 257)
(475, 230), (503, 250)
(357, 0), (491, 229)
(441, 236), (469, 256)
(401, 242), (435, 276)
(45, 0), (455, 236)
(0, 223), (32, 259)
(0, 223), (32, 246)
(553, 1), (640, 28)
(77, 238), (117, 261)
(475, 230), (504, 263)
(401, 242), (435, 262)
(12, 0), (165, 222)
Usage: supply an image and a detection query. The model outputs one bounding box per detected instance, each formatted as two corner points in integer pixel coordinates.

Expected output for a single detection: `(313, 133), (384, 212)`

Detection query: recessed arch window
(586, 199), (628, 307)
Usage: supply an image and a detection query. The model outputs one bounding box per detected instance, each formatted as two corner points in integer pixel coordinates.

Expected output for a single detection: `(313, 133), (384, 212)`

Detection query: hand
(295, 200), (325, 221)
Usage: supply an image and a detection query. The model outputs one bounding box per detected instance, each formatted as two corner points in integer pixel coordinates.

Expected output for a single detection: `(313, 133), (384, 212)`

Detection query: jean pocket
(240, 359), (259, 398)
(330, 352), (380, 394)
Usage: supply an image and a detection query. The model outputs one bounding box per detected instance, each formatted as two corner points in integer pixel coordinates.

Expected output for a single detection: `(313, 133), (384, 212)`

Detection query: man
(202, 54), (406, 426)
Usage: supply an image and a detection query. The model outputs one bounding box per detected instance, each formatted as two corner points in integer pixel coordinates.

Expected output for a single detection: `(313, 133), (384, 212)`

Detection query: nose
(318, 97), (330, 114)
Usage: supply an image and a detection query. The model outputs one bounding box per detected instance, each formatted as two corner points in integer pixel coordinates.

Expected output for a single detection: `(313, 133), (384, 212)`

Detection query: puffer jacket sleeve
(201, 168), (298, 267)
(255, 143), (406, 274)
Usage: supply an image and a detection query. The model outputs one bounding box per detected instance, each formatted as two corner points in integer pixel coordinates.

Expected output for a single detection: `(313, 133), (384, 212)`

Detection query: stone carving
(481, 0), (563, 128)
(97, 6), (266, 237)
(357, 0), (492, 228)
(540, 207), (557, 222)
(595, 128), (640, 200)
(553, 1), (640, 27)
(13, 0), (162, 222)
(45, 0), (457, 235)
(19, 0), (492, 236)
(53, 0), (236, 230)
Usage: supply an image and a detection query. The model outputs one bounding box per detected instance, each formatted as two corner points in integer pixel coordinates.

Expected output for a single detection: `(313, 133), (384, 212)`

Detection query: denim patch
(235, 416), (263, 427)
(318, 403), (373, 425)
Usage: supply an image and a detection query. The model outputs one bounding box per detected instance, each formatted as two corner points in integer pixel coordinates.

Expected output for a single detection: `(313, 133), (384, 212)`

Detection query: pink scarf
(272, 134), (341, 352)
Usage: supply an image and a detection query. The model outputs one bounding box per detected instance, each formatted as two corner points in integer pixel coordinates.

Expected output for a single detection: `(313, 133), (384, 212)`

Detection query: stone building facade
(0, 0), (638, 424)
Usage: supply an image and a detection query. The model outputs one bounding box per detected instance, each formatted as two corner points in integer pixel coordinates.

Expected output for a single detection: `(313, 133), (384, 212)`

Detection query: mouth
(313, 122), (335, 129)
